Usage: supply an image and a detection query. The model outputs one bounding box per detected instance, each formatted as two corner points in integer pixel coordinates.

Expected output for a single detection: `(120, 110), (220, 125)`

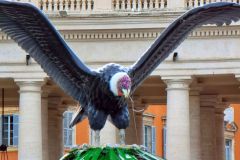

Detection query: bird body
(0, 1), (240, 141)
(70, 63), (131, 130)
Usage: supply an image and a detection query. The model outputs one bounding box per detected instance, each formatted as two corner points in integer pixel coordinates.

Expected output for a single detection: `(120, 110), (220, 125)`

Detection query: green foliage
(60, 145), (165, 160)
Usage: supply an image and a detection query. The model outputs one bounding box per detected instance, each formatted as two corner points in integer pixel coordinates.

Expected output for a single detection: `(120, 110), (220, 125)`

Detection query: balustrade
(112, 0), (168, 11)
(13, 0), (240, 14)
(186, 0), (240, 8)
(39, 0), (94, 13)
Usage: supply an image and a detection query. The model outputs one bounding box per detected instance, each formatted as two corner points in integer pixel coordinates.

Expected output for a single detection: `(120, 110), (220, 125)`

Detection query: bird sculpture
(0, 0), (240, 146)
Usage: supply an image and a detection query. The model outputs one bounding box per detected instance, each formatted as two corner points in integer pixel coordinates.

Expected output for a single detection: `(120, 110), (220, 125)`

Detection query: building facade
(2, 104), (240, 160)
(1, 0), (240, 160)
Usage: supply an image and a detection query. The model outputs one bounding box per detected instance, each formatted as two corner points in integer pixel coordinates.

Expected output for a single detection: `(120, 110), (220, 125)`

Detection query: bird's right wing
(0, 1), (98, 102)
(128, 2), (240, 92)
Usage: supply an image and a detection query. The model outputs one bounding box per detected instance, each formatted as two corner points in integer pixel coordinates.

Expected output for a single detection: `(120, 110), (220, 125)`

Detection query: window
(0, 114), (19, 147)
(143, 125), (156, 154)
(225, 139), (232, 160)
(63, 111), (74, 147)
(224, 107), (234, 123)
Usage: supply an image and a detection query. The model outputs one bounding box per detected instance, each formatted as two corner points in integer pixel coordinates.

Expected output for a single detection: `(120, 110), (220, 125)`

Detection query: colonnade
(94, 77), (227, 160)
(14, 77), (227, 160)
(17, 81), (44, 160)
(16, 79), (64, 160)
(163, 77), (227, 160)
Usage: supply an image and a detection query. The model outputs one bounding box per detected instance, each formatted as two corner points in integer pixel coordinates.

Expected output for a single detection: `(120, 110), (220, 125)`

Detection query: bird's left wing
(128, 2), (240, 91)
(0, 1), (98, 102)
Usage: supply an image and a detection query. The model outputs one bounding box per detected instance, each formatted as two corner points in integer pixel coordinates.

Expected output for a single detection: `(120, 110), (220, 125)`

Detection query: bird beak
(122, 89), (130, 98)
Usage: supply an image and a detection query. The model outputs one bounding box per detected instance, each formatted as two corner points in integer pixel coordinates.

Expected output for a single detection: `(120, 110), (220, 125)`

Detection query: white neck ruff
(110, 72), (128, 96)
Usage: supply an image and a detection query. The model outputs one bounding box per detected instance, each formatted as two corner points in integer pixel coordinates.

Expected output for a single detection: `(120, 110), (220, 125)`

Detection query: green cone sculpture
(61, 145), (164, 160)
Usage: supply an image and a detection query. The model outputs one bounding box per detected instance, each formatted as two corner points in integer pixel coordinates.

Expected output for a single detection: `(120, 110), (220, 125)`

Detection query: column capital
(48, 97), (63, 107)
(235, 74), (240, 81)
(200, 95), (220, 107)
(15, 78), (45, 86)
(162, 76), (192, 81)
(163, 77), (192, 91)
(14, 77), (46, 83)
(190, 87), (202, 96)
(215, 111), (225, 117)
(42, 86), (52, 98)
(15, 79), (46, 93)
(57, 107), (67, 116)
(215, 103), (229, 115)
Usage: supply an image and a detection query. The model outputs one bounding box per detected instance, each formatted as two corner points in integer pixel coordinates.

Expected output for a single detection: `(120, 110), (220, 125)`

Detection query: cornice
(32, 12), (181, 31)
(61, 26), (240, 41)
(46, 10), (185, 19)
(1, 25), (240, 42)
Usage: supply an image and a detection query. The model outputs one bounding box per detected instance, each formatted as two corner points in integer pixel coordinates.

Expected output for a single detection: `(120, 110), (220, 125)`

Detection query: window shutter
(63, 112), (68, 146)
(225, 139), (232, 160)
(63, 111), (73, 147)
(163, 127), (167, 158)
(151, 126), (156, 154)
(143, 125), (147, 148)
(67, 112), (73, 127)
(63, 112), (68, 129)
(67, 112), (71, 146)
(13, 114), (19, 146)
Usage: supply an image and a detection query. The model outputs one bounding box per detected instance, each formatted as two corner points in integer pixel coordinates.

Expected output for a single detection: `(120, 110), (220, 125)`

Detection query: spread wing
(128, 2), (240, 91)
(0, 1), (98, 102)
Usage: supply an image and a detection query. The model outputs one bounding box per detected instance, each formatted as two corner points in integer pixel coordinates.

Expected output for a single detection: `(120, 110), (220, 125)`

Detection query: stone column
(48, 108), (64, 160)
(126, 102), (145, 145)
(215, 106), (226, 160)
(164, 78), (191, 160)
(57, 109), (65, 157)
(189, 89), (201, 160)
(200, 106), (216, 160)
(99, 121), (117, 145)
(48, 108), (58, 160)
(41, 92), (49, 160)
(48, 98), (64, 160)
(16, 80), (44, 160)
(200, 96), (217, 160)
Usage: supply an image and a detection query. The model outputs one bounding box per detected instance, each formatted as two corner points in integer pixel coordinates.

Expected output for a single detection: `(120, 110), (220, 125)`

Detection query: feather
(69, 107), (87, 128)
(0, 0), (97, 104)
(128, 2), (240, 92)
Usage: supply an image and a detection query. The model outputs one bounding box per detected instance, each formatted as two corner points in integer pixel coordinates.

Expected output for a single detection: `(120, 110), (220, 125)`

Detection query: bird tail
(69, 107), (87, 128)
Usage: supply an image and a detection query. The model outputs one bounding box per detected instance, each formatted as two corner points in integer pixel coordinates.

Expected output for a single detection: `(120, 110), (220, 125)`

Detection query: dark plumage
(0, 1), (240, 131)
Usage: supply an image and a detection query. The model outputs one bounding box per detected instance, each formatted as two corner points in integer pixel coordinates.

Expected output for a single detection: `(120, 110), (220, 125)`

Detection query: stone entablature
(1, 25), (240, 41)
(1, 0), (240, 107)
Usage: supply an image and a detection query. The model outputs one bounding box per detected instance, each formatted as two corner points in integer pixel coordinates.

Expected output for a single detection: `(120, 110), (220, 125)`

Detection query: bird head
(110, 72), (131, 98)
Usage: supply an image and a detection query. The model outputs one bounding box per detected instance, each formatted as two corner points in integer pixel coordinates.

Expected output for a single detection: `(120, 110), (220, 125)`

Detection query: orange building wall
(144, 105), (166, 157)
(232, 104), (240, 160)
(75, 118), (90, 145)
(3, 150), (18, 160)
